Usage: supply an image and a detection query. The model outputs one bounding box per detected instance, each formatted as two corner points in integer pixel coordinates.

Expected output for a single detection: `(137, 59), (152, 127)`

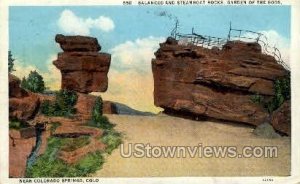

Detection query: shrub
(61, 136), (91, 152)
(88, 97), (114, 130)
(74, 151), (104, 176)
(101, 129), (122, 154)
(26, 137), (104, 177)
(251, 75), (290, 113)
(21, 70), (45, 93)
(88, 115), (114, 130)
(40, 90), (77, 117)
(50, 122), (61, 134)
(91, 96), (103, 121)
(250, 93), (264, 104)
(9, 120), (29, 130)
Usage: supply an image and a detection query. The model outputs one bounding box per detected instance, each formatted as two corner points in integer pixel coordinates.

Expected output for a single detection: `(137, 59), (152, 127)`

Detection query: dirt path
(93, 114), (290, 177)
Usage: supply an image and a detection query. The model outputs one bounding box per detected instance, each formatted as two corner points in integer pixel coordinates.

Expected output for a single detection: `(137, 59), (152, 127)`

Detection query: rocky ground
(94, 114), (291, 177)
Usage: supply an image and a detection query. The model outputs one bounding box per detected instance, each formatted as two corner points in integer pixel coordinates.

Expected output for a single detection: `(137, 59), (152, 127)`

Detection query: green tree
(251, 75), (290, 113)
(8, 51), (15, 73)
(21, 70), (46, 93)
(92, 97), (103, 122)
(40, 90), (77, 117)
(88, 96), (113, 130)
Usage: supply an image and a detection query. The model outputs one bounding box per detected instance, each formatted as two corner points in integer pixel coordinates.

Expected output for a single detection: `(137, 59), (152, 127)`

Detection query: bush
(250, 93), (264, 104)
(40, 89), (77, 117)
(74, 151), (104, 176)
(26, 137), (104, 177)
(61, 136), (91, 152)
(101, 129), (122, 154)
(50, 122), (61, 134)
(88, 115), (114, 130)
(88, 97), (114, 130)
(9, 120), (29, 130)
(21, 70), (45, 93)
(251, 75), (290, 113)
(92, 96), (103, 118)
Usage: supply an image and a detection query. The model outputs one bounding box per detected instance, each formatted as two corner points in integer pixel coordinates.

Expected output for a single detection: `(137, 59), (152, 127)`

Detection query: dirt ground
(93, 114), (291, 177)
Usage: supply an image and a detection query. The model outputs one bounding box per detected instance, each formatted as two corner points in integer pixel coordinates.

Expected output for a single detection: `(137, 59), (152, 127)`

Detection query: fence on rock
(170, 21), (290, 71)
(227, 22), (289, 70)
(171, 20), (227, 49)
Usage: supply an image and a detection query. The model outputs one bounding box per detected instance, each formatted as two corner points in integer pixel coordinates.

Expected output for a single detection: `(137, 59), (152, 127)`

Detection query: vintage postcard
(1, 0), (300, 184)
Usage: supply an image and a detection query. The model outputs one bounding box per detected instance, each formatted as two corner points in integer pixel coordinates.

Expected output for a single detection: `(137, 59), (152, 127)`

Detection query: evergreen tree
(89, 96), (113, 130)
(92, 97), (103, 122)
(8, 51), (15, 73)
(21, 77), (27, 89)
(40, 90), (77, 117)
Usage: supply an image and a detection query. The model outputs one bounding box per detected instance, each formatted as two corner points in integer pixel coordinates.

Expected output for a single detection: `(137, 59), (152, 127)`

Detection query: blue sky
(9, 6), (291, 112)
(10, 6), (290, 71)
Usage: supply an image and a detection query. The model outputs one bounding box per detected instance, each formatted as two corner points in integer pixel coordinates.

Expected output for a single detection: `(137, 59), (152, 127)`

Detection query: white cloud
(58, 9), (115, 35)
(13, 55), (61, 90)
(88, 16), (115, 32)
(241, 30), (290, 67)
(258, 30), (290, 67)
(110, 36), (165, 72)
(95, 36), (165, 113)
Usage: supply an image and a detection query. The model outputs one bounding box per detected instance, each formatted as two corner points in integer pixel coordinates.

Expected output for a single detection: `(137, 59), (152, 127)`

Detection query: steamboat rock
(152, 38), (289, 127)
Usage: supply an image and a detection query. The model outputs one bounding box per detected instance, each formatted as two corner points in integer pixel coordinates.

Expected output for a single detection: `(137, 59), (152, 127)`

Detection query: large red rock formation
(9, 74), (40, 121)
(152, 38), (289, 127)
(53, 34), (111, 93)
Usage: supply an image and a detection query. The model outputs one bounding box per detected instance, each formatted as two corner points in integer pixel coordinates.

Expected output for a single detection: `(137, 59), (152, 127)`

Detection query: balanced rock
(54, 34), (111, 93)
(55, 34), (101, 52)
(152, 38), (289, 127)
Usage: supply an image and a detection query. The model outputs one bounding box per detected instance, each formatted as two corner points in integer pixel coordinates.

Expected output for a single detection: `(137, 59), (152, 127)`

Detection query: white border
(1, 0), (299, 184)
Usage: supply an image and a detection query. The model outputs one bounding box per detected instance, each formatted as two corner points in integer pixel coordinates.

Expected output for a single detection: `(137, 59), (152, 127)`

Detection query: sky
(9, 6), (291, 113)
